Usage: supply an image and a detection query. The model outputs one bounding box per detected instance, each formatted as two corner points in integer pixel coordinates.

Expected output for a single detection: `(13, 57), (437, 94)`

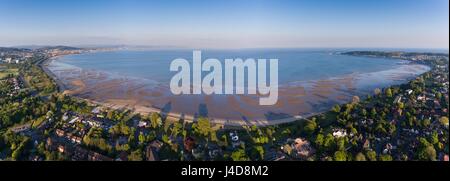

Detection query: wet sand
(46, 59), (430, 126)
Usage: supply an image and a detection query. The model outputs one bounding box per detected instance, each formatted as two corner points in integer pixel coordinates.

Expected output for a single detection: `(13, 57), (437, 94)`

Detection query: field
(0, 66), (19, 79)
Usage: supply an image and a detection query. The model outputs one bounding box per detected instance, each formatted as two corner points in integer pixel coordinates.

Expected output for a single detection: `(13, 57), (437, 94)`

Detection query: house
(406, 89), (413, 95)
(229, 131), (240, 148)
(393, 95), (402, 104)
(383, 143), (396, 154)
(46, 137), (54, 150)
(69, 117), (79, 124)
(184, 136), (196, 152)
(56, 129), (65, 137)
(192, 145), (204, 160)
(207, 145), (223, 159)
(417, 95), (426, 101)
(116, 152), (128, 161)
(62, 113), (69, 121)
(88, 151), (113, 161)
(72, 146), (89, 161)
(57, 145), (65, 153)
(138, 121), (148, 128)
(146, 140), (163, 161)
(10, 124), (31, 133)
(291, 138), (315, 159)
(363, 139), (371, 150)
(86, 119), (102, 128)
(332, 129), (347, 138)
(70, 136), (82, 144)
(91, 107), (102, 114)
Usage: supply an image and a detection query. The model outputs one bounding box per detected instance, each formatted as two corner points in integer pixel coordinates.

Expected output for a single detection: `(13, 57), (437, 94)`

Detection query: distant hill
(36, 46), (83, 51)
(0, 47), (32, 52)
(342, 51), (449, 57)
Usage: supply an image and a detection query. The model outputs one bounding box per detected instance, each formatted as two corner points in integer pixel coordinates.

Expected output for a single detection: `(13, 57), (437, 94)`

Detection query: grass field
(0, 67), (19, 79)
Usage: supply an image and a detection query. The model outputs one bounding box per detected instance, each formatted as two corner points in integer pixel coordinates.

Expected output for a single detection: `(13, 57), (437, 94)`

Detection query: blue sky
(0, 0), (448, 49)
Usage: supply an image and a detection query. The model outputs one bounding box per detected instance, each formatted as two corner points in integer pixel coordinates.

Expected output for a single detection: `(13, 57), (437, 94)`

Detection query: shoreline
(40, 56), (68, 92)
(42, 52), (432, 127)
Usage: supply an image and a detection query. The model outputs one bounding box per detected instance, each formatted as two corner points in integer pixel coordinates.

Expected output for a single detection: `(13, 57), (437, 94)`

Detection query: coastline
(40, 56), (67, 92)
(43, 52), (432, 127)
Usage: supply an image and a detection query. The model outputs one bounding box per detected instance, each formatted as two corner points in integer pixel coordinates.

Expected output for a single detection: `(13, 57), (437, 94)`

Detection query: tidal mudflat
(47, 49), (430, 125)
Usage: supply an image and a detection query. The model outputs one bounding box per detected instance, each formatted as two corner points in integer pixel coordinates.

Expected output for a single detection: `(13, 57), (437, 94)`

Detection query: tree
(254, 145), (265, 160)
(418, 138), (437, 161)
(128, 149), (143, 161)
(385, 88), (393, 98)
(355, 152), (366, 161)
(361, 108), (367, 117)
(231, 149), (249, 161)
(370, 108), (377, 118)
(171, 122), (182, 137)
(436, 92), (442, 100)
(422, 118), (431, 128)
(430, 131), (439, 145)
(150, 112), (162, 129)
(138, 132), (146, 144)
(336, 138), (346, 151)
(11, 148), (22, 160)
(323, 134), (335, 151)
(366, 150), (377, 161)
(420, 145), (437, 161)
(334, 151), (347, 161)
(303, 118), (318, 136)
(192, 117), (212, 138)
(314, 133), (324, 147)
(379, 154), (393, 161)
(331, 105), (341, 113)
(439, 116), (449, 126)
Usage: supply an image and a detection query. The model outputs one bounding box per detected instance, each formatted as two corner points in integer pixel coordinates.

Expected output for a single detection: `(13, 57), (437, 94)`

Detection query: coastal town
(0, 47), (448, 161)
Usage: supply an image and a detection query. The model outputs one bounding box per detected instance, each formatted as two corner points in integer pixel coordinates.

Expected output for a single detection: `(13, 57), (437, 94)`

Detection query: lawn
(0, 67), (19, 79)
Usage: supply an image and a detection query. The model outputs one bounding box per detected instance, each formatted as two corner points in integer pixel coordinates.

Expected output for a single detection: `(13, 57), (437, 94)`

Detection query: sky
(0, 0), (448, 49)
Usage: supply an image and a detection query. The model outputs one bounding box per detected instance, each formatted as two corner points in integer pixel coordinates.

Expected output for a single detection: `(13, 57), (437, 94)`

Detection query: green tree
(323, 134), (335, 151)
(231, 149), (249, 161)
(128, 149), (143, 161)
(355, 152), (366, 161)
(419, 145), (437, 161)
(254, 145), (265, 160)
(304, 118), (318, 136)
(150, 112), (162, 129)
(436, 92), (442, 100)
(334, 151), (347, 161)
(430, 131), (439, 145)
(385, 88), (393, 97)
(336, 138), (346, 151)
(138, 132), (146, 144)
(192, 117), (212, 138)
(439, 116), (449, 126)
(422, 118), (431, 128)
(331, 105), (341, 113)
(314, 133), (324, 147)
(366, 150), (377, 161)
(418, 138), (437, 161)
(379, 154), (393, 161)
